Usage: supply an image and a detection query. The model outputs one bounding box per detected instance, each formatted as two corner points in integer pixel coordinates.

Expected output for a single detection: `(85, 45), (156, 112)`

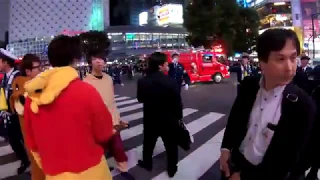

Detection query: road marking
(121, 112), (143, 122)
(115, 96), (130, 102)
(0, 144), (13, 157)
(152, 129), (225, 180)
(118, 104), (143, 113)
(120, 108), (198, 141)
(116, 99), (139, 107)
(110, 112), (225, 177)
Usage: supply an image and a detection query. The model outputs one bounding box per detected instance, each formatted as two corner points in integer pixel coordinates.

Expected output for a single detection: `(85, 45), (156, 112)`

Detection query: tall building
(8, 0), (110, 43)
(0, 0), (10, 42)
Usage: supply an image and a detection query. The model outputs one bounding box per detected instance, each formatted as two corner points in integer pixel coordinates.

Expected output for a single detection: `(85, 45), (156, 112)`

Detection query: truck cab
(163, 49), (230, 83)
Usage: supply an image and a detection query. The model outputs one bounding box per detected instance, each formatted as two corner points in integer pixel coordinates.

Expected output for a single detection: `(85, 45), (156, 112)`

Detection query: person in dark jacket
(220, 29), (315, 180)
(235, 54), (256, 94)
(137, 52), (182, 178)
(293, 56), (313, 92)
(168, 53), (189, 93)
(0, 48), (30, 174)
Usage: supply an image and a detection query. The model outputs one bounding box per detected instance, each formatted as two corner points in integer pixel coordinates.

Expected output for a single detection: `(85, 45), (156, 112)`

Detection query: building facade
(0, 0), (10, 42)
(7, 26), (188, 59)
(8, 0), (110, 43)
(248, 0), (320, 58)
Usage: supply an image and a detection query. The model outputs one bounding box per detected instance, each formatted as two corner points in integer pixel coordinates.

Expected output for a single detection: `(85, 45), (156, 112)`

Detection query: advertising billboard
(301, 0), (319, 42)
(157, 4), (183, 26)
(139, 12), (148, 26)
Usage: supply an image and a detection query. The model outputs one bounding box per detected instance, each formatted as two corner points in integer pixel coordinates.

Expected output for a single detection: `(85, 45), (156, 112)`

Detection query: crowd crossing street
(0, 94), (227, 180)
(1, 93), (320, 179)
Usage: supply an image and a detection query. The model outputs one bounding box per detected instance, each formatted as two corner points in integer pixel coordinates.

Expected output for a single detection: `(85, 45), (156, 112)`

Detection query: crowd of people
(2, 28), (320, 180)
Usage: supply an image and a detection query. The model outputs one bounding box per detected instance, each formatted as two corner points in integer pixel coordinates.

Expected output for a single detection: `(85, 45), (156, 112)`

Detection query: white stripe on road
(120, 108), (198, 141)
(0, 144), (13, 157)
(110, 111), (225, 176)
(116, 99), (139, 107)
(0, 161), (21, 179)
(121, 112), (143, 122)
(114, 95), (119, 98)
(152, 129), (225, 180)
(115, 97), (130, 102)
(118, 104), (143, 113)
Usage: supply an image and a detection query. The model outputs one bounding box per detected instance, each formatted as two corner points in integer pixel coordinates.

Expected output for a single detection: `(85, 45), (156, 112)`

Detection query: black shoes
(17, 161), (30, 175)
(167, 166), (178, 177)
(137, 160), (152, 171)
(120, 172), (135, 180)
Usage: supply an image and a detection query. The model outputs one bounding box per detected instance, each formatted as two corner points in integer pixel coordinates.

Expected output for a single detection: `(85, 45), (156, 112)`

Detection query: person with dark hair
(11, 53), (44, 180)
(20, 54), (41, 78)
(220, 29), (316, 180)
(0, 48), (30, 174)
(236, 53), (256, 94)
(293, 55), (313, 92)
(168, 52), (189, 93)
(83, 51), (134, 180)
(137, 52), (182, 177)
(23, 35), (114, 179)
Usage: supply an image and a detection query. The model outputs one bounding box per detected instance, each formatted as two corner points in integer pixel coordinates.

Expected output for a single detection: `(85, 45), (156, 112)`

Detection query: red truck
(162, 49), (230, 83)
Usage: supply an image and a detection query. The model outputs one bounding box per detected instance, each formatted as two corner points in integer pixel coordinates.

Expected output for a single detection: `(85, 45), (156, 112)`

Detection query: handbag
(177, 120), (193, 151)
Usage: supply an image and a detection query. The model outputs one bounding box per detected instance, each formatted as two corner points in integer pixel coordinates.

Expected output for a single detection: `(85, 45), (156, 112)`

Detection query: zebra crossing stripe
(110, 111), (225, 177)
(120, 108), (198, 141)
(115, 96), (130, 101)
(118, 104), (143, 113)
(114, 95), (120, 98)
(116, 99), (138, 107)
(0, 161), (21, 179)
(0, 144), (13, 157)
(121, 112), (143, 122)
(152, 129), (225, 180)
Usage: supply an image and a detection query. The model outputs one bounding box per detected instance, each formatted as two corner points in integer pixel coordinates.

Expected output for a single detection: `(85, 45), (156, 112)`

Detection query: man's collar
(259, 77), (286, 96)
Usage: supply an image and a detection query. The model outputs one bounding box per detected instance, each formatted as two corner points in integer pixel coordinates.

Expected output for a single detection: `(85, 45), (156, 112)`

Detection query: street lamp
(311, 13), (320, 59)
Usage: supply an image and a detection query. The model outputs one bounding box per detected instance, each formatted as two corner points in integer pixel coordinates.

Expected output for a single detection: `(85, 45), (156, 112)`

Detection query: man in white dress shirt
(220, 29), (316, 180)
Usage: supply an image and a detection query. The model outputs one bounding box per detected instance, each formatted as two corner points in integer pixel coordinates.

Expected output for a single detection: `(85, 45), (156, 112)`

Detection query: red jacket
(24, 79), (114, 175)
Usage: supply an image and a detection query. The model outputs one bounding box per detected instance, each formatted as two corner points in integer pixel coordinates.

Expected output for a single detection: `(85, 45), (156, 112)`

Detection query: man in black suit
(294, 55), (313, 92)
(220, 29), (316, 180)
(136, 52), (182, 178)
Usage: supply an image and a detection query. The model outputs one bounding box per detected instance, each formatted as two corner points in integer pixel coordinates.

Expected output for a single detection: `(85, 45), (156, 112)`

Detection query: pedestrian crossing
(0, 95), (230, 179)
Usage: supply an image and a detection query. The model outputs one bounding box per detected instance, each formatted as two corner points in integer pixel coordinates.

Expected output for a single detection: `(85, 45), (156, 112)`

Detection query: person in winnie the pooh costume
(10, 54), (44, 180)
(23, 35), (115, 180)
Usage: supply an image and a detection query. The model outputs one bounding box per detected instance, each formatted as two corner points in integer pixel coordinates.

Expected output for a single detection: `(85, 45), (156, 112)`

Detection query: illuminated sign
(139, 12), (148, 26)
(212, 45), (224, 53)
(156, 4), (183, 26)
(61, 30), (85, 36)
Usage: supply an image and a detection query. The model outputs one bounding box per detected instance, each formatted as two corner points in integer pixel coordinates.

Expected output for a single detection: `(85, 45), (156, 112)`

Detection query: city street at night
(1, 74), (238, 180)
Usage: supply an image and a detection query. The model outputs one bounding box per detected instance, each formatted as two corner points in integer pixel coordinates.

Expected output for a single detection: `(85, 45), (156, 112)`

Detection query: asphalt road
(115, 73), (238, 114)
(1, 73), (238, 180)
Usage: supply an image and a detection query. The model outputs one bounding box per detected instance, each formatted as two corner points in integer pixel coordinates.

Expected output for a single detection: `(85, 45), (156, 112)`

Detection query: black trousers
(7, 115), (29, 164)
(142, 129), (178, 169)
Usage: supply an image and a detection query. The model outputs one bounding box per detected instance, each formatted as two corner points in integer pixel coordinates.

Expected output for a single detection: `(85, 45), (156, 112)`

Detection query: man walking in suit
(137, 52), (182, 177)
(220, 29), (316, 180)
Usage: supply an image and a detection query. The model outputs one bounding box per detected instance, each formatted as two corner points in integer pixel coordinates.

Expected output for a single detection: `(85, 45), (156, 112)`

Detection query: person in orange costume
(23, 35), (114, 180)
(9, 54), (45, 180)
